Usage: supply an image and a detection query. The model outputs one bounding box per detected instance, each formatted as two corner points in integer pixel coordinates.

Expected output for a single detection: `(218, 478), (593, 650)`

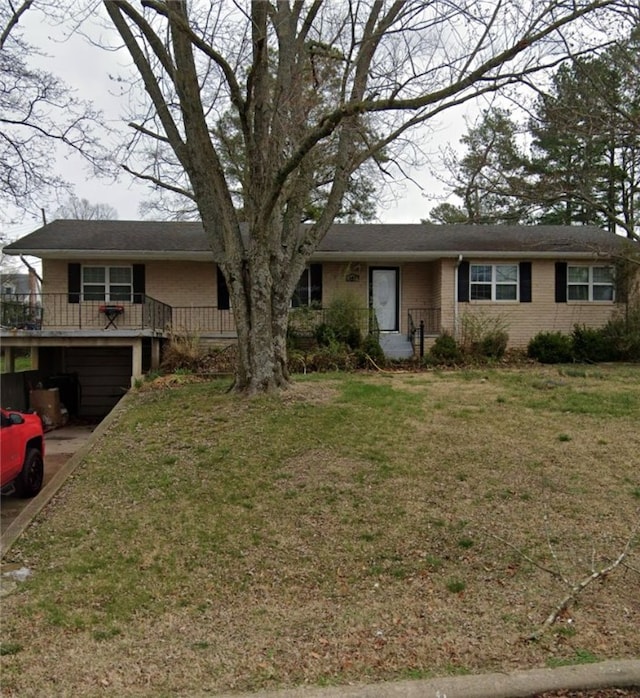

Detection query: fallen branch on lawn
(526, 536), (635, 642)
(482, 525), (638, 641)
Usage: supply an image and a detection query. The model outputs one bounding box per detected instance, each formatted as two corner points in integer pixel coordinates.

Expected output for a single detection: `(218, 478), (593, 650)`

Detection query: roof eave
(3, 250), (214, 261)
(6, 249), (619, 262)
(312, 250), (617, 261)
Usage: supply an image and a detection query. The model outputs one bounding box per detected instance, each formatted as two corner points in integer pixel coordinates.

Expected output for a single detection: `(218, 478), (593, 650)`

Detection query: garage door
(64, 347), (132, 418)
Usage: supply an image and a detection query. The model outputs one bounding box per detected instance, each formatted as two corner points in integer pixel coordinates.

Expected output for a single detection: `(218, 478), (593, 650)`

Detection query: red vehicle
(0, 407), (45, 498)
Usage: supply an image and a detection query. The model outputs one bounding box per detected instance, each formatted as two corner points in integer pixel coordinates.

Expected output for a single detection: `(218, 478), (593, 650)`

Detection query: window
(292, 268), (311, 308)
(470, 264), (518, 301)
(82, 266), (132, 302)
(291, 264), (322, 308)
(567, 265), (614, 301)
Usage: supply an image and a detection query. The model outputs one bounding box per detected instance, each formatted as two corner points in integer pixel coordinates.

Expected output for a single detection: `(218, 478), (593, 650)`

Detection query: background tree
(430, 28), (640, 238)
(103, 0), (631, 393)
(424, 202), (468, 225)
(0, 2), (107, 217)
(54, 195), (119, 220)
(433, 108), (530, 224)
(528, 29), (640, 239)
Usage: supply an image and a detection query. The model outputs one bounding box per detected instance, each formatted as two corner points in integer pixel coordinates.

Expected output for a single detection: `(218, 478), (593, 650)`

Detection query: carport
(1, 334), (163, 418)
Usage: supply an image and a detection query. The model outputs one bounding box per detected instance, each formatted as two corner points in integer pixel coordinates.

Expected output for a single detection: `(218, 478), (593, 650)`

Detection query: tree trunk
(222, 244), (293, 394)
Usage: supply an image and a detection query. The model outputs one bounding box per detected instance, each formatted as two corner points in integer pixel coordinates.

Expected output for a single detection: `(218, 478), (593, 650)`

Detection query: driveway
(1, 423), (97, 536)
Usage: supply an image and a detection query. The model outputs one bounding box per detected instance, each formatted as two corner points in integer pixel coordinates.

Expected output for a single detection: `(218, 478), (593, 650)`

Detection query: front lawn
(1, 365), (639, 696)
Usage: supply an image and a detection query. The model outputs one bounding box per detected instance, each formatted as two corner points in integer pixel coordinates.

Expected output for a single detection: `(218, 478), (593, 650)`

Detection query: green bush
(323, 293), (363, 349)
(571, 325), (619, 363)
(527, 331), (574, 364)
(355, 334), (386, 367)
(429, 332), (461, 364)
(602, 304), (640, 362)
(315, 322), (337, 347)
(478, 330), (509, 359)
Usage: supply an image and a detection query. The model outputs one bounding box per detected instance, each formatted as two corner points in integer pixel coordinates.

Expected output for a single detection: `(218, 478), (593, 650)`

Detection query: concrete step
(378, 333), (414, 359)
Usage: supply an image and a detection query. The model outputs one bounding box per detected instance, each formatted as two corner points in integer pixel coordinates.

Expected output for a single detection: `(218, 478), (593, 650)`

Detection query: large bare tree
(103, 0), (632, 393)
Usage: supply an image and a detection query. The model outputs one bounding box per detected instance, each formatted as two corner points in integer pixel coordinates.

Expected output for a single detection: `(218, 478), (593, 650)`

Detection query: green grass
(546, 649), (600, 667)
(1, 367), (638, 696)
(0, 643), (23, 657)
(0, 354), (32, 373)
(446, 579), (467, 594)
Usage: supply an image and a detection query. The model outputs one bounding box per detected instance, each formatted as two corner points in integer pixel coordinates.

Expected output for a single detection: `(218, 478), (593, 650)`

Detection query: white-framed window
(470, 264), (518, 301)
(291, 265), (322, 308)
(82, 266), (132, 302)
(567, 265), (614, 301)
(292, 267), (312, 308)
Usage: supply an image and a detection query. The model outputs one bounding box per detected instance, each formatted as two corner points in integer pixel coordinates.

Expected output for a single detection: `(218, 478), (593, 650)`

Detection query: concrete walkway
(213, 660), (640, 698)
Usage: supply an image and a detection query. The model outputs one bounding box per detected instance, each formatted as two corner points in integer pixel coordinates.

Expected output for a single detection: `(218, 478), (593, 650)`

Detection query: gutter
(3, 250), (622, 262)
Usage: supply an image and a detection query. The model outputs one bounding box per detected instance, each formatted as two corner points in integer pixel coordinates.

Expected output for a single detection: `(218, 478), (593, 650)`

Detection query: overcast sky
(4, 4), (473, 241)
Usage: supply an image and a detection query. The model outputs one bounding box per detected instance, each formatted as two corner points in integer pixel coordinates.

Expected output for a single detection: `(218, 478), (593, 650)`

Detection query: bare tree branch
(0, 0), (32, 50)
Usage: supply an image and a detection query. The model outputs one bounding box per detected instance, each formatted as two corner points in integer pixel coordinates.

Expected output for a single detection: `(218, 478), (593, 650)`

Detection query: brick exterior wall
(440, 258), (619, 347)
(43, 259), (217, 305)
(40, 257), (622, 346)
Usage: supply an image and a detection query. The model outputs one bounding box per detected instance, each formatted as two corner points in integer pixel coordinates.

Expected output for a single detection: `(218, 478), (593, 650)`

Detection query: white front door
(370, 267), (399, 331)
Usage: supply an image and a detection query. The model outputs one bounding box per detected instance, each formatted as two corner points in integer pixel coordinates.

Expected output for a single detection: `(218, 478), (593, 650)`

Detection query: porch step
(378, 333), (414, 360)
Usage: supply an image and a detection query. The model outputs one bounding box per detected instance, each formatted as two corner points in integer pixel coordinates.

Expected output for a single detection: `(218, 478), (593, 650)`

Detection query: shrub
(602, 303), (640, 362)
(460, 310), (510, 358)
(323, 293), (363, 349)
(288, 304), (321, 348)
(301, 344), (355, 372)
(527, 331), (573, 364)
(429, 332), (461, 364)
(571, 325), (618, 363)
(314, 322), (337, 347)
(162, 328), (206, 371)
(479, 330), (509, 359)
(356, 333), (386, 367)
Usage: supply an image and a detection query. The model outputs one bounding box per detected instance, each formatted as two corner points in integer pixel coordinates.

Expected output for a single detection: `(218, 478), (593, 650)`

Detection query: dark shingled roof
(3, 219), (629, 258)
(3, 220), (210, 253)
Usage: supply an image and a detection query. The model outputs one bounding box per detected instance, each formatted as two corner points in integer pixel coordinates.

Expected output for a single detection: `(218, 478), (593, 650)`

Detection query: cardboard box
(30, 388), (63, 429)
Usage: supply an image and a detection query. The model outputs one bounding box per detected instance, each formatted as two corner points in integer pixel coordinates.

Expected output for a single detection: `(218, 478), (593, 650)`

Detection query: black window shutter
(310, 263), (322, 305)
(217, 266), (230, 310)
(132, 264), (145, 304)
(457, 260), (470, 302)
(68, 263), (81, 304)
(555, 262), (567, 303)
(519, 262), (532, 303)
(615, 264), (628, 305)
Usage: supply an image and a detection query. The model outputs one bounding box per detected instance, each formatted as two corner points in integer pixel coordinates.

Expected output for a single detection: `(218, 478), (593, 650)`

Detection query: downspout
(454, 254), (463, 340)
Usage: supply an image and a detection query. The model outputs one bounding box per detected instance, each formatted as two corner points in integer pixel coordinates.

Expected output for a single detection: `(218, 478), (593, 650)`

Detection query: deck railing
(407, 308), (441, 338)
(170, 306), (236, 335)
(288, 306), (379, 339)
(2, 294), (397, 338)
(0, 294), (172, 331)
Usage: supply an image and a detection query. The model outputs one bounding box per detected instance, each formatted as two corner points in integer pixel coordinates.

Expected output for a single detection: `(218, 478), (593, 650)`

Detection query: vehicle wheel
(15, 449), (44, 498)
